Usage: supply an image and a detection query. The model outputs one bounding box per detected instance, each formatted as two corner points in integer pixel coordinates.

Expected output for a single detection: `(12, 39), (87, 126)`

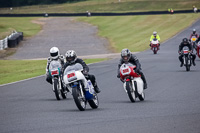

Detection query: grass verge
(0, 58), (108, 85)
(0, 0), (200, 14)
(78, 14), (200, 52)
(0, 17), (42, 39)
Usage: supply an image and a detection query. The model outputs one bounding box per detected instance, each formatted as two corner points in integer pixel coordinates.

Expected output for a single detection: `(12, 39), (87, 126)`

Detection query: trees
(0, 0), (85, 7)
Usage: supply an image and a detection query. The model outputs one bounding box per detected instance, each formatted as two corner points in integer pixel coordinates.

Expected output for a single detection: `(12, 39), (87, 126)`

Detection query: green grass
(78, 14), (200, 52)
(0, 0), (199, 13)
(0, 17), (41, 39)
(0, 58), (108, 85)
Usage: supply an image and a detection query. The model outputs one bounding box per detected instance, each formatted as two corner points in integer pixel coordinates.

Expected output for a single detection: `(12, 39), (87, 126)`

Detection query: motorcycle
(63, 63), (99, 111)
(119, 63), (145, 102)
(49, 60), (67, 100)
(196, 41), (200, 58)
(150, 38), (160, 54)
(191, 36), (197, 53)
(181, 46), (192, 71)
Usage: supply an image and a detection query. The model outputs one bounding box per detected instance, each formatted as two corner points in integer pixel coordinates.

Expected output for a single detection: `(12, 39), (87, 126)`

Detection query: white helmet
(153, 31), (157, 35)
(50, 47), (60, 59)
(65, 50), (77, 64)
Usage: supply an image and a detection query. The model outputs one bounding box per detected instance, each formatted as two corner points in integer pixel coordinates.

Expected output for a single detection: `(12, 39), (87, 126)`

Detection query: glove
(117, 74), (120, 78)
(83, 70), (88, 76)
(135, 68), (140, 73)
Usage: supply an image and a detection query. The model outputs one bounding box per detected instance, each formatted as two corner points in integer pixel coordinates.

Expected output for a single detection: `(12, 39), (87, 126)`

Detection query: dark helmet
(121, 48), (131, 62)
(182, 38), (188, 42)
(65, 50), (77, 64)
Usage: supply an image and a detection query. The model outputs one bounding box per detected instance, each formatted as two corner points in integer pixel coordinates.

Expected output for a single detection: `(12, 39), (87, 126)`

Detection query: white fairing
(123, 77), (143, 94)
(151, 39), (159, 45)
(63, 63), (89, 93)
(197, 41), (200, 47)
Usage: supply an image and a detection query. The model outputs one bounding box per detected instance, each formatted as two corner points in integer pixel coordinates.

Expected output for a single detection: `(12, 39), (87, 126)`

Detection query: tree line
(0, 0), (86, 8)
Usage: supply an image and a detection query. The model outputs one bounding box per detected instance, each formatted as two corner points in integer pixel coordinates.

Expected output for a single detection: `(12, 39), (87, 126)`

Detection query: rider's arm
(46, 57), (51, 73)
(178, 43), (183, 52)
(150, 35), (153, 42)
(77, 58), (89, 72)
(157, 35), (161, 42)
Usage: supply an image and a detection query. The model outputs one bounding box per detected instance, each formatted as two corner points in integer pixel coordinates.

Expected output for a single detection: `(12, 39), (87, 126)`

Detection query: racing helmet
(65, 50), (77, 64)
(153, 31), (157, 36)
(50, 47), (60, 59)
(193, 29), (196, 34)
(121, 48), (131, 62)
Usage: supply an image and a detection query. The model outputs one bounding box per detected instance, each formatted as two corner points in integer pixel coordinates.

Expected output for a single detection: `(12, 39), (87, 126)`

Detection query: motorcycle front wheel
(72, 86), (86, 111)
(54, 78), (62, 100)
(126, 81), (136, 102)
(153, 47), (157, 54)
(185, 56), (190, 71)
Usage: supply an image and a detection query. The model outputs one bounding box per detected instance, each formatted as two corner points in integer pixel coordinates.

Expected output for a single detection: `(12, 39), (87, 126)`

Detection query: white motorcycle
(63, 63), (99, 111)
(119, 63), (145, 102)
(49, 60), (67, 100)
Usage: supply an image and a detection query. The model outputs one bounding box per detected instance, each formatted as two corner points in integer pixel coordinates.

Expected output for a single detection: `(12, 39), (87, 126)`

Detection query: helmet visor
(66, 56), (75, 62)
(50, 52), (58, 57)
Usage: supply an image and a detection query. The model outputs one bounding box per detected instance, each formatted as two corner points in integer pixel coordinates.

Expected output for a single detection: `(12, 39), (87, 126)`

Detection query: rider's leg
(138, 70), (147, 89)
(87, 74), (101, 93)
(179, 54), (184, 67)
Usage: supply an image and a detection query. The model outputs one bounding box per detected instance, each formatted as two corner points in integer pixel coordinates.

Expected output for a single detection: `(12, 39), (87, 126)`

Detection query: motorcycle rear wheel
(126, 81), (136, 103)
(88, 94), (99, 109)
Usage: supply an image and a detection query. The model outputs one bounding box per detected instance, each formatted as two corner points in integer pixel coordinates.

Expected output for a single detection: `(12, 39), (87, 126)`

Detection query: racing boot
(140, 72), (147, 89)
(93, 81), (101, 93)
(180, 62), (183, 67)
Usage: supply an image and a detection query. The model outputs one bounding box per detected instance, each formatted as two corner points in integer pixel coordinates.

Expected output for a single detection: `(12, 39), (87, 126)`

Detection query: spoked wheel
(88, 94), (99, 109)
(126, 81), (136, 102)
(54, 78), (62, 100)
(72, 86), (86, 111)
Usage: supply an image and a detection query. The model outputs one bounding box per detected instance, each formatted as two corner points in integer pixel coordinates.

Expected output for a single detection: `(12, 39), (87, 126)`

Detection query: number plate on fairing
(67, 71), (77, 82)
(120, 65), (131, 76)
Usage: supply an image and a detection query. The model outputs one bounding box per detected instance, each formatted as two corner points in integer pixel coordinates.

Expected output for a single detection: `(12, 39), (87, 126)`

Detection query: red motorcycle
(150, 38), (160, 54)
(120, 63), (145, 102)
(197, 41), (200, 58)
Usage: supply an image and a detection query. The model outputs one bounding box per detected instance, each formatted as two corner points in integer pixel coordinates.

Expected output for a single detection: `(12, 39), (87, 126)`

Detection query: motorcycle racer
(117, 49), (148, 89)
(63, 50), (101, 93)
(150, 31), (161, 47)
(46, 47), (65, 84)
(178, 38), (196, 67)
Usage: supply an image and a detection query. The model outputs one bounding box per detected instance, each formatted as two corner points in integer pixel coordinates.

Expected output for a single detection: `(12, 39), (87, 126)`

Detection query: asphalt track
(1, 19), (200, 133)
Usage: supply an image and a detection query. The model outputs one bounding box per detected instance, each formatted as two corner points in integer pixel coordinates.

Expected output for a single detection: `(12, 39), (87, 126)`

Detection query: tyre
(185, 56), (190, 71)
(54, 78), (62, 100)
(197, 47), (200, 58)
(126, 81), (136, 102)
(72, 86), (86, 111)
(153, 47), (157, 54)
(138, 92), (145, 101)
(88, 94), (99, 109)
(60, 82), (66, 99)
(134, 81), (145, 101)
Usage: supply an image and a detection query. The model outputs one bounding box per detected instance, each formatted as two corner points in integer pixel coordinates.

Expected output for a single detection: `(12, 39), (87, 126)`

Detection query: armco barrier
(0, 10), (194, 17)
(0, 32), (23, 50)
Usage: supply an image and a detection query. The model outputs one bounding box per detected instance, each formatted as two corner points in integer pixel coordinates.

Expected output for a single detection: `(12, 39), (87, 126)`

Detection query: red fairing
(120, 66), (141, 81)
(151, 43), (159, 48)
